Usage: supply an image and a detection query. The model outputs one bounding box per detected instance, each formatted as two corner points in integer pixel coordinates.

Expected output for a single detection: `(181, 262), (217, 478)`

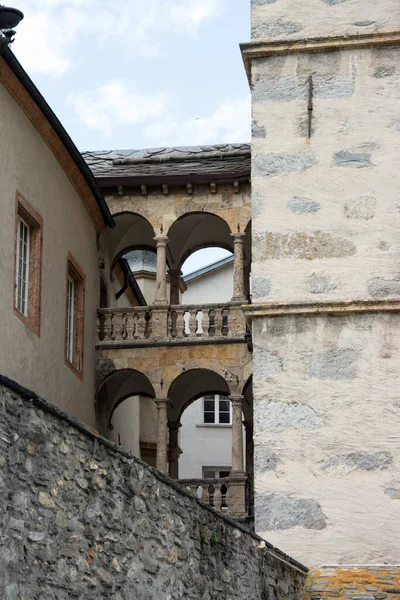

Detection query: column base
(228, 471), (247, 518)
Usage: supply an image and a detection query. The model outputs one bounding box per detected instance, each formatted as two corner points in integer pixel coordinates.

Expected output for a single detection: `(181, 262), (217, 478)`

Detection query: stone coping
(241, 30), (400, 84)
(244, 299), (400, 320)
(0, 373), (308, 575)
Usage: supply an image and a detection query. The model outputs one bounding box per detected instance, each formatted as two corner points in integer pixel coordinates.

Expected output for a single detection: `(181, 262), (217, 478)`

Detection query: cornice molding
(244, 299), (400, 320)
(241, 30), (400, 85)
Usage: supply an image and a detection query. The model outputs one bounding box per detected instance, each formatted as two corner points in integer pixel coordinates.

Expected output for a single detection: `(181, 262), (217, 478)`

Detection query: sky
(12, 0), (251, 273)
(12, 0), (251, 151)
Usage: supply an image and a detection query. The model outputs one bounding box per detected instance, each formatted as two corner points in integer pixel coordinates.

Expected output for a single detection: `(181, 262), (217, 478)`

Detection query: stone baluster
(156, 398), (170, 473)
(169, 268), (182, 305)
(202, 308), (210, 337)
(137, 310), (146, 339)
(168, 421), (181, 479)
(103, 311), (113, 342)
(153, 236), (169, 306)
(214, 308), (223, 336)
(175, 308), (185, 338)
(114, 311), (125, 341)
(231, 232), (246, 304)
(125, 311), (135, 340)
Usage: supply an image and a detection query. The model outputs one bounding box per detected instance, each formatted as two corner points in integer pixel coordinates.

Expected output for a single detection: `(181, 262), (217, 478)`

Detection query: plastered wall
(0, 82), (100, 426)
(249, 0), (400, 569)
(251, 0), (400, 41)
(253, 313), (400, 565)
(251, 47), (400, 305)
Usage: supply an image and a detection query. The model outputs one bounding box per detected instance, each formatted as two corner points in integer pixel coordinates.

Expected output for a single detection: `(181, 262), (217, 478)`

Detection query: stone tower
(242, 0), (400, 570)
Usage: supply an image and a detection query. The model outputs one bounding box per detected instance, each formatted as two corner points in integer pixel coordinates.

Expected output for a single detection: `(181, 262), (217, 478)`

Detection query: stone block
(256, 493), (327, 530)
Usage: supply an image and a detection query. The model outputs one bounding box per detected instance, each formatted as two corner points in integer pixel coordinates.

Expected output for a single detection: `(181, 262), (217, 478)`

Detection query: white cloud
(13, 0), (224, 75)
(144, 96), (251, 146)
(67, 79), (168, 137)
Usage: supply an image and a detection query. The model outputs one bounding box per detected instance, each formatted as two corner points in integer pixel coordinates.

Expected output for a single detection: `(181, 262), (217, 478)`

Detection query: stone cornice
(244, 299), (400, 320)
(241, 30), (400, 85)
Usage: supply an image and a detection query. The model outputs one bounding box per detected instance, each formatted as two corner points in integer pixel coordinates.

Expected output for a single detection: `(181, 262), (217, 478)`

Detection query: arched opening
(181, 247), (234, 304)
(166, 212), (234, 305)
(96, 369), (157, 466)
(109, 212), (156, 266)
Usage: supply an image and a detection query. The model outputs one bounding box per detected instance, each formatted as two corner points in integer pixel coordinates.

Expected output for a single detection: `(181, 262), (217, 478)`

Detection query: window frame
(202, 467), (231, 480)
(203, 394), (232, 425)
(13, 193), (43, 336)
(65, 252), (85, 380)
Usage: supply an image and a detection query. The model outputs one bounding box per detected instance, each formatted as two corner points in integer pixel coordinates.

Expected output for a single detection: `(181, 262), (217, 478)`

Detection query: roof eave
(0, 41), (115, 230)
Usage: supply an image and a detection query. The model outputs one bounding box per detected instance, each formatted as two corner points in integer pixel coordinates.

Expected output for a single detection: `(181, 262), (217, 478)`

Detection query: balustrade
(97, 303), (247, 344)
(179, 478), (230, 513)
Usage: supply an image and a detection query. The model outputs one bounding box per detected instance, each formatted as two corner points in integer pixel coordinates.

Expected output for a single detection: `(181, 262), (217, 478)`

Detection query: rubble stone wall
(0, 378), (306, 600)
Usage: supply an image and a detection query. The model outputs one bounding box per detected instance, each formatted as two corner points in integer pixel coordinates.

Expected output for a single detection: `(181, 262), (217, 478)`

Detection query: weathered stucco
(253, 313), (400, 565)
(251, 46), (400, 305)
(251, 0), (400, 41)
(0, 81), (100, 426)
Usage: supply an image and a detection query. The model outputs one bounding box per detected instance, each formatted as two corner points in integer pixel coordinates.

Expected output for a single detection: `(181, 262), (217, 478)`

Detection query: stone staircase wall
(0, 376), (306, 600)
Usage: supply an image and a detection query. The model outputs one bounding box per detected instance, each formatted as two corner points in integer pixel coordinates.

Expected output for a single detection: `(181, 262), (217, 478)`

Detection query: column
(230, 232), (246, 303)
(168, 421), (182, 479)
(169, 268), (182, 306)
(230, 395), (245, 473)
(156, 398), (169, 473)
(153, 235), (169, 305)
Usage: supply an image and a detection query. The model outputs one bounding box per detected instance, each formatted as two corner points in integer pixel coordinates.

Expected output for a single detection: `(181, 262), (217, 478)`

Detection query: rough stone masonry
(0, 378), (306, 599)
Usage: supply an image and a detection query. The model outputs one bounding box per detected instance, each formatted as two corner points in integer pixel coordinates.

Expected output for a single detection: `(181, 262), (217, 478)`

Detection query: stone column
(243, 420), (254, 474)
(231, 233), (246, 303)
(168, 421), (181, 479)
(230, 395), (245, 474)
(155, 398), (169, 473)
(153, 236), (169, 305)
(169, 269), (182, 306)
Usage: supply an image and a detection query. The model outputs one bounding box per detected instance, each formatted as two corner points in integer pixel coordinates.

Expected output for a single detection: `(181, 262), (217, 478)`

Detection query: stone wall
(252, 312), (400, 565)
(0, 377), (306, 599)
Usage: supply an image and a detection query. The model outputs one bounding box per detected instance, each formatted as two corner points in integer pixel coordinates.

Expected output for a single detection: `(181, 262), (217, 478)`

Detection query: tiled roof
(82, 144), (251, 184)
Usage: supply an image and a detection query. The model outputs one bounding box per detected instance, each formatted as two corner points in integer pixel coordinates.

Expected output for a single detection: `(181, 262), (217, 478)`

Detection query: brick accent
(13, 192), (43, 336)
(306, 567), (400, 600)
(65, 252), (85, 380)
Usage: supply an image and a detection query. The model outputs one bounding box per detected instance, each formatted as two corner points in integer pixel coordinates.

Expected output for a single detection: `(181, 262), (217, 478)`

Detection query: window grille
(66, 276), (75, 363)
(203, 394), (231, 425)
(15, 216), (30, 316)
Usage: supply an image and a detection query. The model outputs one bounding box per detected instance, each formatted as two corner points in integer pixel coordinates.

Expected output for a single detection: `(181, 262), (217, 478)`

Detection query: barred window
(14, 194), (43, 336)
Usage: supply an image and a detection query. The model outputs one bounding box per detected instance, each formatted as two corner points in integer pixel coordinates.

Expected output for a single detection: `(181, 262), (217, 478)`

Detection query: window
(14, 194), (43, 335)
(65, 253), (85, 379)
(203, 468), (231, 479)
(203, 394), (231, 425)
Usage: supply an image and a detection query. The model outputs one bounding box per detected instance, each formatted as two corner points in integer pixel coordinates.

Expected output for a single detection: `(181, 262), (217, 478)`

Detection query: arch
(96, 368), (155, 436)
(168, 368), (231, 422)
(166, 212), (233, 270)
(108, 212), (156, 265)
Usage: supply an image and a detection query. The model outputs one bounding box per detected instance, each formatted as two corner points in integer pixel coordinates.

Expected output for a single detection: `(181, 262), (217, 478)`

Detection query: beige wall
(109, 395), (141, 456)
(251, 0), (400, 41)
(249, 0), (400, 568)
(183, 263), (233, 305)
(0, 82), (99, 425)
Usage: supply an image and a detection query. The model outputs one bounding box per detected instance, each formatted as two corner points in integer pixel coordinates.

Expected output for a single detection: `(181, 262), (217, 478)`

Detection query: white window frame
(15, 215), (30, 317)
(66, 276), (75, 363)
(203, 394), (232, 425)
(202, 467), (231, 479)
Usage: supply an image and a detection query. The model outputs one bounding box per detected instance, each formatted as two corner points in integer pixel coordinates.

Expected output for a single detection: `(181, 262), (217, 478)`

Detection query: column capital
(168, 420), (182, 431)
(230, 232), (246, 243)
(155, 398), (170, 409)
(229, 394), (244, 407)
(154, 235), (169, 247)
